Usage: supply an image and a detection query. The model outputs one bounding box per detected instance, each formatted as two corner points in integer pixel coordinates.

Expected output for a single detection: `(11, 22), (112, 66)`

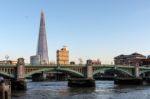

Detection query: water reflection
(12, 81), (150, 99)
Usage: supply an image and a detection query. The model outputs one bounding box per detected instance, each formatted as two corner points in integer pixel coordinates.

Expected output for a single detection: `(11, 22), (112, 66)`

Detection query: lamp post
(129, 60), (130, 66)
(5, 55), (9, 65)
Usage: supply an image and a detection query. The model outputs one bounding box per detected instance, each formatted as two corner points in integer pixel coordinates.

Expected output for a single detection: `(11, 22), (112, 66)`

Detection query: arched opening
(93, 69), (133, 80)
(140, 71), (150, 78)
(0, 73), (15, 82)
(5, 91), (8, 99)
(0, 72), (14, 79)
(26, 68), (84, 81)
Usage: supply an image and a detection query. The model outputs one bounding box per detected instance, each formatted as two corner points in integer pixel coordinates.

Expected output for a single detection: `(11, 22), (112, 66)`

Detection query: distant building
(86, 59), (101, 65)
(57, 47), (69, 65)
(30, 55), (41, 65)
(30, 11), (49, 65)
(114, 52), (150, 66)
(70, 61), (75, 65)
(0, 60), (17, 65)
(91, 59), (101, 65)
(140, 59), (150, 66)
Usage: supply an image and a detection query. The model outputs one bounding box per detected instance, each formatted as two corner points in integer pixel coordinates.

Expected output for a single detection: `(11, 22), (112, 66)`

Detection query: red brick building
(114, 53), (150, 66)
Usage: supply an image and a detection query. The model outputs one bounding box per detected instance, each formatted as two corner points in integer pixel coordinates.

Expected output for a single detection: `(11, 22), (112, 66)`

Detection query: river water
(12, 80), (150, 99)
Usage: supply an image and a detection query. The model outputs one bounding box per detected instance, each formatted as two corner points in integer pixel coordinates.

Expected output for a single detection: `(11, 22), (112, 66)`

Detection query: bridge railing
(0, 64), (16, 66)
(140, 65), (150, 67)
(1, 63), (150, 67)
(25, 64), (87, 67)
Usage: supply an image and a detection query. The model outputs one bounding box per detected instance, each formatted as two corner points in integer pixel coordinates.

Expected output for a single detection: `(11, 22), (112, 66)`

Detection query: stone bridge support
(114, 63), (142, 85)
(135, 63), (140, 78)
(16, 58), (25, 80)
(86, 60), (93, 79)
(0, 81), (11, 99)
(12, 58), (26, 90)
(68, 60), (95, 87)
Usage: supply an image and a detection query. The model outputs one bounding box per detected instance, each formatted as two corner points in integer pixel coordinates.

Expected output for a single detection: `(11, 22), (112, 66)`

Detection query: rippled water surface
(12, 81), (150, 99)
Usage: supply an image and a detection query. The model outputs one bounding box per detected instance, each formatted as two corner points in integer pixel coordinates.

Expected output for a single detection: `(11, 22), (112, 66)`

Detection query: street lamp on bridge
(5, 55), (9, 65)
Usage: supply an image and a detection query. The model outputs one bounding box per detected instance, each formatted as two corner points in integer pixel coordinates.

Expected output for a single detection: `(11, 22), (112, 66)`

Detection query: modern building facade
(30, 11), (49, 65)
(30, 55), (41, 65)
(114, 52), (150, 66)
(57, 47), (69, 65)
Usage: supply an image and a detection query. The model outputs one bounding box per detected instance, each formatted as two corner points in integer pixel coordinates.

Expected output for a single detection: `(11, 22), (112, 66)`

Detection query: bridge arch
(139, 70), (150, 76)
(93, 68), (133, 77)
(25, 68), (84, 78)
(0, 71), (15, 78)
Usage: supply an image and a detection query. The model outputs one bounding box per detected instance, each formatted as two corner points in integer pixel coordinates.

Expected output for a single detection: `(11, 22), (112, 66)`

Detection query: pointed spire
(36, 11), (49, 64)
(40, 10), (45, 25)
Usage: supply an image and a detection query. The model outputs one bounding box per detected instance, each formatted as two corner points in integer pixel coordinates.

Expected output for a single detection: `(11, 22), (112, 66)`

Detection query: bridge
(0, 58), (150, 79)
(1, 65), (150, 79)
(1, 58), (150, 89)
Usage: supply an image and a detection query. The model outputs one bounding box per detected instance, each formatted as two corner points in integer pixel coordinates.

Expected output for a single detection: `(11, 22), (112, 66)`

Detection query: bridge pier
(135, 63), (140, 78)
(0, 80), (11, 99)
(12, 58), (27, 90)
(114, 63), (143, 85)
(68, 60), (95, 87)
(11, 79), (26, 90)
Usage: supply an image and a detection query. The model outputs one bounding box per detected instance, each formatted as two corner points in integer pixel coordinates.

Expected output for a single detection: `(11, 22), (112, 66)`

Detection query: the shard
(36, 11), (49, 64)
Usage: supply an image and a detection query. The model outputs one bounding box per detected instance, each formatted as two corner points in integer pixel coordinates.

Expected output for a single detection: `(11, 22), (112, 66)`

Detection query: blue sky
(0, 0), (150, 64)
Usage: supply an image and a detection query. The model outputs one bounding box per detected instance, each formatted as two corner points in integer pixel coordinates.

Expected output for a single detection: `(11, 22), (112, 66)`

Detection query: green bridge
(0, 60), (150, 79)
(0, 58), (150, 90)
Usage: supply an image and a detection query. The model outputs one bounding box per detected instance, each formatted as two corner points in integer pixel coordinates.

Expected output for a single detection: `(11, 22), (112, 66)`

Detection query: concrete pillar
(0, 81), (11, 99)
(135, 63), (140, 78)
(15, 58), (26, 90)
(16, 58), (25, 80)
(68, 60), (95, 87)
(86, 60), (93, 79)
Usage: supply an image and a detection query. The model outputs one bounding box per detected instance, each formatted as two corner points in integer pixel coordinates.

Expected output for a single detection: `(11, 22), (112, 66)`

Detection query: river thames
(12, 80), (150, 99)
